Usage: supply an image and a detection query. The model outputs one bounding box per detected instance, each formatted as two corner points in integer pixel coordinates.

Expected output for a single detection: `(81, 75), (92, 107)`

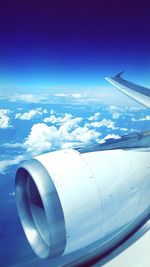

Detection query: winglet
(114, 71), (124, 78)
(105, 72), (150, 108)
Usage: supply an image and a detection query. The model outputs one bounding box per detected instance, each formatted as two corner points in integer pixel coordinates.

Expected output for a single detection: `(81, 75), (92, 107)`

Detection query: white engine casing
(15, 148), (150, 259)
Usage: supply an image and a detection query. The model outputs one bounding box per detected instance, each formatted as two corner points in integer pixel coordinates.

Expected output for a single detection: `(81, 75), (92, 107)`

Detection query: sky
(0, 0), (150, 90)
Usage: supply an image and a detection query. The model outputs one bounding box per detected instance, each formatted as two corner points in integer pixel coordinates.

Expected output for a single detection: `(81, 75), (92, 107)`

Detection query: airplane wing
(105, 72), (150, 108)
(100, 222), (150, 267)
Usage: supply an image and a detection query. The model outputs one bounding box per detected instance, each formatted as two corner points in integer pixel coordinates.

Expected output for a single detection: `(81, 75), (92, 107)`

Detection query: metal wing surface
(105, 72), (150, 108)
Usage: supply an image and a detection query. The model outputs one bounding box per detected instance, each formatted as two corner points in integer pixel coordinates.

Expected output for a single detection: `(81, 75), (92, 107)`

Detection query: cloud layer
(15, 108), (48, 120)
(1, 104), (149, 174)
(0, 155), (26, 174)
(24, 114), (100, 155)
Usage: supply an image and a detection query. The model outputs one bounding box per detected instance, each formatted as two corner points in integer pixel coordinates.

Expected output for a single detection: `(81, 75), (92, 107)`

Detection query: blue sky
(0, 0), (150, 90)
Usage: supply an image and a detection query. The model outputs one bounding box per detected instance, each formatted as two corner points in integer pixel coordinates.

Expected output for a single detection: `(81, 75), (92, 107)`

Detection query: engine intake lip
(15, 159), (66, 259)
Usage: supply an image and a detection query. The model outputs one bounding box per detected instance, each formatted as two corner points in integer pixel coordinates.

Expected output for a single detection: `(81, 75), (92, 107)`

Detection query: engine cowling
(15, 148), (150, 260)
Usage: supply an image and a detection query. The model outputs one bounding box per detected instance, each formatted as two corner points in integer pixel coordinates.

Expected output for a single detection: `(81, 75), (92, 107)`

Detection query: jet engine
(15, 147), (150, 260)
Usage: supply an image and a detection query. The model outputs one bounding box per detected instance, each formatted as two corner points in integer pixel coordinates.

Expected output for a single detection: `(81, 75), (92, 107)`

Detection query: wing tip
(105, 71), (124, 81)
(114, 71), (124, 78)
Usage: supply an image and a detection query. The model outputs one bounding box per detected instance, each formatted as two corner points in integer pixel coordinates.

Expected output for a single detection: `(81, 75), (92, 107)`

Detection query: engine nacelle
(15, 148), (150, 259)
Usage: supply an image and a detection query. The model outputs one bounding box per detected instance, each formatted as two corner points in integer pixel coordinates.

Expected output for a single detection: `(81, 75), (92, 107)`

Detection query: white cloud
(131, 115), (150, 122)
(44, 113), (73, 124)
(2, 142), (24, 148)
(9, 94), (49, 103)
(69, 126), (100, 143)
(15, 108), (48, 120)
(107, 105), (123, 119)
(70, 93), (85, 98)
(3, 113), (98, 156)
(107, 105), (144, 120)
(120, 127), (128, 131)
(24, 117), (100, 156)
(50, 109), (55, 115)
(98, 133), (121, 144)
(0, 109), (11, 129)
(104, 134), (121, 140)
(88, 112), (101, 121)
(127, 106), (142, 112)
(54, 93), (67, 97)
(131, 118), (138, 122)
(142, 115), (150, 121)
(54, 92), (85, 99)
(0, 155), (26, 174)
(58, 117), (84, 132)
(111, 112), (121, 119)
(44, 113), (83, 126)
(24, 124), (62, 155)
(87, 119), (117, 130)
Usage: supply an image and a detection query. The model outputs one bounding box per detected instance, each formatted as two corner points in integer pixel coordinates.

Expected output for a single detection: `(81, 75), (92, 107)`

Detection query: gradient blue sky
(0, 0), (150, 90)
